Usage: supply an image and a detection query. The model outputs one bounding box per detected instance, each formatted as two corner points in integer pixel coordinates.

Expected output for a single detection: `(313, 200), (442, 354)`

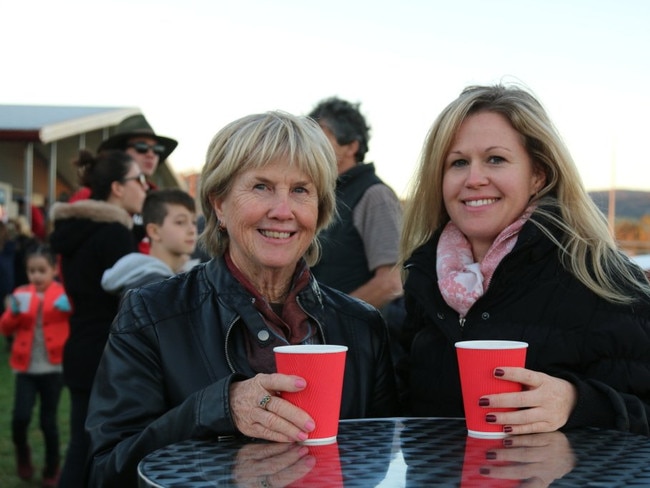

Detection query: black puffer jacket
(86, 256), (398, 487)
(399, 218), (650, 436)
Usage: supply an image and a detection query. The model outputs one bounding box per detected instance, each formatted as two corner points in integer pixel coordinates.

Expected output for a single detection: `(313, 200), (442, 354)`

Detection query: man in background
(308, 97), (405, 336)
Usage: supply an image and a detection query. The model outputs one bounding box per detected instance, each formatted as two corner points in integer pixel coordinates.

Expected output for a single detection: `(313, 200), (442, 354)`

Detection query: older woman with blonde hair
(399, 84), (650, 436)
(85, 111), (397, 487)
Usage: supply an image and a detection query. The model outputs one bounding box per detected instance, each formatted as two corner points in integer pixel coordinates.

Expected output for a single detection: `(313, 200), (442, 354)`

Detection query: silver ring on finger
(260, 475), (272, 488)
(259, 394), (272, 410)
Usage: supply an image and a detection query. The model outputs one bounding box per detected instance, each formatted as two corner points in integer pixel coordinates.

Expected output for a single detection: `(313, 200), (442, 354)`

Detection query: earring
(218, 221), (226, 232)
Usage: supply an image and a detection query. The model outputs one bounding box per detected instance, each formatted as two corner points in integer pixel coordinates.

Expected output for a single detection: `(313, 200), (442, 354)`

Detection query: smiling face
(442, 111), (545, 262)
(210, 159), (319, 285)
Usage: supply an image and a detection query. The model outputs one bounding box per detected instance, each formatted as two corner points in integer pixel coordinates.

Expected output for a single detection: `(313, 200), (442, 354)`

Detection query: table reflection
(138, 418), (650, 487)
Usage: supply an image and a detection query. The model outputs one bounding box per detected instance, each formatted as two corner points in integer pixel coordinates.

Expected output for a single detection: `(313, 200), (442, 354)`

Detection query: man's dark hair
(308, 97), (371, 163)
(142, 189), (196, 226)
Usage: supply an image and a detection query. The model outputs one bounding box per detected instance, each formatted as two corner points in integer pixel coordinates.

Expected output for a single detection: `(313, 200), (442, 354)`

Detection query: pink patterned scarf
(437, 207), (534, 317)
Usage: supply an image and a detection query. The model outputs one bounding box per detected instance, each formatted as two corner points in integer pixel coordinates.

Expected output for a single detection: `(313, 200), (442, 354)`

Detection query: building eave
(39, 107), (141, 143)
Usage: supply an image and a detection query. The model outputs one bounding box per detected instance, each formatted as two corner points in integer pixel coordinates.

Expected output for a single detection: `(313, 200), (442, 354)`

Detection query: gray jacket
(101, 252), (174, 295)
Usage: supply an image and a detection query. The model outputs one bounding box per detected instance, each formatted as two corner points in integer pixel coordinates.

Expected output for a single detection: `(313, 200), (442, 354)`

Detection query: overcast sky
(2, 0), (649, 197)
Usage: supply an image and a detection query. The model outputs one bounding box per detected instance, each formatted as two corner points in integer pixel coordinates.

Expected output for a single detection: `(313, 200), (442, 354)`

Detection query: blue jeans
(12, 372), (64, 470)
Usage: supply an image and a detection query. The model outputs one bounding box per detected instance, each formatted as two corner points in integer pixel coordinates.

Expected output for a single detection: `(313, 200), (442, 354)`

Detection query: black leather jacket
(399, 217), (650, 435)
(86, 257), (398, 487)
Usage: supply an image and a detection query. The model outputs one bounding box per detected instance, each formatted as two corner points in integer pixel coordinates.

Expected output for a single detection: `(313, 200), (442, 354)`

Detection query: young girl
(0, 244), (70, 487)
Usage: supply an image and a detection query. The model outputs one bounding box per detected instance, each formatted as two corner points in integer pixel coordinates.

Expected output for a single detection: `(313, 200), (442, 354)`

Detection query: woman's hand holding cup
(229, 373), (316, 443)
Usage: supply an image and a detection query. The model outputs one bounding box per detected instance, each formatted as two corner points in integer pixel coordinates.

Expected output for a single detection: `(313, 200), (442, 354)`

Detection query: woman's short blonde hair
(198, 111), (338, 266)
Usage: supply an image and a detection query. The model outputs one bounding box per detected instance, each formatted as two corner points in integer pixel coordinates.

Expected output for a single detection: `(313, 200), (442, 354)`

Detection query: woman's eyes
(487, 156), (505, 164)
(252, 183), (310, 194)
(449, 156), (505, 167)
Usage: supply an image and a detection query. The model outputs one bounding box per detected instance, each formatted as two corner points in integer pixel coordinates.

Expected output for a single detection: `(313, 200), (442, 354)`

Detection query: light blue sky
(2, 0), (649, 197)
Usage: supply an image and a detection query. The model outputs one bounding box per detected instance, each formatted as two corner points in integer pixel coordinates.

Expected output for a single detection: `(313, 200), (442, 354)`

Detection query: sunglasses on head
(128, 142), (165, 156)
(121, 173), (149, 189)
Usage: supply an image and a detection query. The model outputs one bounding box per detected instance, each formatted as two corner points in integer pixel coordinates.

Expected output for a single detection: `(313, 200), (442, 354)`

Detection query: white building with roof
(0, 105), (181, 224)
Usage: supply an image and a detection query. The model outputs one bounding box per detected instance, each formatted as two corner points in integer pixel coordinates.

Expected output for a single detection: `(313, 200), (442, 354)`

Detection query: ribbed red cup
(274, 345), (347, 445)
(455, 340), (528, 438)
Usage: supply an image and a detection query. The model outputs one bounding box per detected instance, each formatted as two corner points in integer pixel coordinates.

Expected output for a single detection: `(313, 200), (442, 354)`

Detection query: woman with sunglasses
(69, 115), (177, 200)
(98, 114), (178, 185)
(49, 149), (148, 487)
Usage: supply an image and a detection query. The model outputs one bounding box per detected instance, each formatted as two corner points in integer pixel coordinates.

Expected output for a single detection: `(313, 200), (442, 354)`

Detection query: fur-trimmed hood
(49, 200), (134, 258)
(49, 200), (133, 229)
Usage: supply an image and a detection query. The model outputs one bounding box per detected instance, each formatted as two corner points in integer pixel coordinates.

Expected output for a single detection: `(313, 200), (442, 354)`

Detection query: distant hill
(589, 190), (650, 220)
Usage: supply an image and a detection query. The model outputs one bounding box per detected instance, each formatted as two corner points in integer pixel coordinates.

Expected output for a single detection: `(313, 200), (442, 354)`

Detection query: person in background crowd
(85, 111), (397, 487)
(101, 188), (197, 295)
(70, 115), (178, 203)
(0, 220), (16, 350)
(10, 216), (39, 289)
(399, 84), (650, 436)
(0, 244), (70, 487)
(97, 114), (178, 185)
(308, 97), (405, 356)
(69, 114), (178, 254)
(16, 198), (47, 242)
(49, 149), (147, 487)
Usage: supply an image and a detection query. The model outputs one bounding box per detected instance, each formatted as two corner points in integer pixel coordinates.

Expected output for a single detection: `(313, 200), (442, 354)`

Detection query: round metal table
(138, 417), (650, 487)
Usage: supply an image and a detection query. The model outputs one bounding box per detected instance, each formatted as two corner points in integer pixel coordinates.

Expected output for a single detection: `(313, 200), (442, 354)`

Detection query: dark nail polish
(503, 426), (513, 433)
(485, 451), (497, 460)
(494, 368), (505, 377)
(478, 398), (490, 407)
(503, 438), (513, 446)
(479, 467), (491, 475)
(485, 414), (497, 423)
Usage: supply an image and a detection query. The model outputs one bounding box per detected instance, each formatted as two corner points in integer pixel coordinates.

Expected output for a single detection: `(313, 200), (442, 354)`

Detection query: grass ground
(0, 341), (70, 487)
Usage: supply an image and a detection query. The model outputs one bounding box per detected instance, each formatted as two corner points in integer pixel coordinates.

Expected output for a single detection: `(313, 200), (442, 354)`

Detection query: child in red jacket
(0, 244), (70, 487)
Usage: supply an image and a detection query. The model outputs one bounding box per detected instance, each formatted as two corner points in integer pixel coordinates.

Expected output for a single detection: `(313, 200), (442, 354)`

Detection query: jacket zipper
(459, 316), (466, 329)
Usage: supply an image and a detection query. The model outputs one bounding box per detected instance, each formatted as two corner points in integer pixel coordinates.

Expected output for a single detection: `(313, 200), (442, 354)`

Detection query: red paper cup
(461, 436), (519, 487)
(274, 345), (348, 445)
(455, 340), (528, 438)
(288, 442), (343, 487)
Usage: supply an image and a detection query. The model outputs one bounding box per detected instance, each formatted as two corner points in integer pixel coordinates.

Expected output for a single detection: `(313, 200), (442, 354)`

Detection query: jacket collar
(202, 256), (327, 376)
(204, 256), (326, 325)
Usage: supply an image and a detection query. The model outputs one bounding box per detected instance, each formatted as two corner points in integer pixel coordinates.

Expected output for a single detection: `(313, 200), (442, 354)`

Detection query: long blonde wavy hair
(400, 84), (650, 304)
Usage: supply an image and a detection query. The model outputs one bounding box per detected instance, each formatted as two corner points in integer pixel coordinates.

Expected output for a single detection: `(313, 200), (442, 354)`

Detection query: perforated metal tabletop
(138, 418), (650, 487)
